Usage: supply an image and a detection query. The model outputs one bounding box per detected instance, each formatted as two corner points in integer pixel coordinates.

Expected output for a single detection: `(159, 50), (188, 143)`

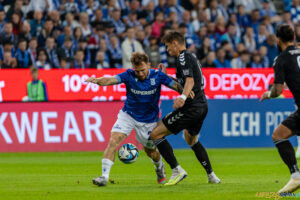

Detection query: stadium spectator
(206, 21), (221, 51)
(49, 10), (63, 32)
(243, 26), (256, 53)
(19, 21), (32, 42)
(6, 0), (23, 20)
(1, 51), (16, 68)
(263, 34), (278, 66)
(221, 23), (241, 51)
(45, 37), (59, 68)
(36, 48), (51, 69)
(260, 0), (277, 17)
(63, 0), (80, 15)
(151, 12), (165, 38)
(62, 13), (80, 29)
(215, 16), (227, 36)
(281, 11), (294, 27)
(230, 50), (250, 69)
(78, 37), (91, 67)
(289, 0), (300, 23)
(249, 9), (261, 35)
(94, 50), (110, 69)
(255, 24), (268, 48)
(79, 12), (92, 37)
(145, 35), (160, 68)
(196, 37), (212, 63)
(71, 49), (88, 69)
(0, 9), (6, 33)
(72, 26), (83, 50)
(258, 45), (270, 67)
(16, 39), (31, 68)
(236, 4), (249, 29)
(110, 9), (126, 35)
(26, 67), (48, 101)
(108, 34), (122, 68)
(57, 26), (72, 48)
(26, 0), (56, 14)
(261, 16), (275, 35)
(38, 19), (55, 48)
(90, 9), (103, 28)
(57, 36), (75, 62)
(121, 26), (144, 68)
(0, 22), (16, 46)
(250, 51), (265, 68)
(228, 13), (241, 38)
(136, 29), (147, 48)
(178, 23), (194, 52)
(11, 12), (22, 35)
(214, 47), (231, 68)
(29, 11), (44, 37)
(59, 57), (70, 69)
(205, 0), (223, 22)
(27, 37), (38, 67)
(203, 51), (217, 68)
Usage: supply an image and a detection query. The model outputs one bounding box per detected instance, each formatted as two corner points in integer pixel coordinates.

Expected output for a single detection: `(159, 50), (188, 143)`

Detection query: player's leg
(296, 136), (300, 158)
(184, 130), (220, 184)
(135, 121), (166, 184)
(93, 132), (127, 186)
(144, 147), (166, 184)
(93, 110), (134, 186)
(273, 124), (300, 193)
(150, 111), (188, 186)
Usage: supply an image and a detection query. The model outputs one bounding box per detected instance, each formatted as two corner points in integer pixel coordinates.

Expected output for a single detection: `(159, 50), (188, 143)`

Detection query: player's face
(134, 62), (149, 81)
(165, 41), (178, 57)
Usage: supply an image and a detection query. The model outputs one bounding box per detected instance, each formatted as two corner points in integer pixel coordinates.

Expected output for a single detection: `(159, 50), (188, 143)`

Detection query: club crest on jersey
(150, 78), (155, 85)
(183, 69), (189, 76)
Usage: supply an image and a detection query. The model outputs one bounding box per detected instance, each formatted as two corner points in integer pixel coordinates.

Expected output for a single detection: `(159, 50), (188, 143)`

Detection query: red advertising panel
(0, 102), (142, 152)
(0, 69), (292, 102)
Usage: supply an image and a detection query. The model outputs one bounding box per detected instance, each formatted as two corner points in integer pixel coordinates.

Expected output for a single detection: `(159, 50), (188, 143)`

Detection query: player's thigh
(149, 120), (172, 140)
(185, 105), (208, 136)
(111, 110), (135, 136)
(273, 110), (300, 140)
(135, 121), (157, 149)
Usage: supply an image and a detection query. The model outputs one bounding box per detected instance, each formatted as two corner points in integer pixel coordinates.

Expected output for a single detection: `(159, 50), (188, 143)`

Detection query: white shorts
(111, 110), (157, 149)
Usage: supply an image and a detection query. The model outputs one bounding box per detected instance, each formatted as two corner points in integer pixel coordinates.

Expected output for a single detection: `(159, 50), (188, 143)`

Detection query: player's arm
(85, 76), (119, 86)
(173, 77), (194, 109)
(260, 83), (283, 102)
(260, 56), (285, 102)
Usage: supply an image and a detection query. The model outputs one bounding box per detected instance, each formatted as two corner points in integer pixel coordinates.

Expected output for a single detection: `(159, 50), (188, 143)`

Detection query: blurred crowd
(0, 0), (299, 69)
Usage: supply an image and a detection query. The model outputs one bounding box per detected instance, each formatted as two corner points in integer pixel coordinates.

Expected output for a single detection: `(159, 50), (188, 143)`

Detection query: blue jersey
(115, 69), (175, 123)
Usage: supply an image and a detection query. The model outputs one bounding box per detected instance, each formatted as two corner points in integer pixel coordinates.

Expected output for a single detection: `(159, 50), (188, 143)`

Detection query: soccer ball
(118, 143), (139, 164)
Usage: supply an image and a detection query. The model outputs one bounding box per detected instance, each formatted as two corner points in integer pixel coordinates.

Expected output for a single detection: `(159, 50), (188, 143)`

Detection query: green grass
(0, 148), (297, 200)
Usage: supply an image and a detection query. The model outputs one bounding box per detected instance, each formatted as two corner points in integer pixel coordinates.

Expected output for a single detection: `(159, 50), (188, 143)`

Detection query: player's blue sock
(153, 138), (179, 169)
(191, 141), (213, 174)
(274, 139), (300, 175)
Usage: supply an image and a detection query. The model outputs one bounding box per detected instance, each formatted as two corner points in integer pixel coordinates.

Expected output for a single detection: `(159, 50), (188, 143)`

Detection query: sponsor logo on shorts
(113, 124), (122, 130)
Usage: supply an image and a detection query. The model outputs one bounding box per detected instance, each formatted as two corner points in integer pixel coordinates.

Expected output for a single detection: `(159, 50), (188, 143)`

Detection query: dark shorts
(282, 109), (300, 135)
(162, 104), (208, 136)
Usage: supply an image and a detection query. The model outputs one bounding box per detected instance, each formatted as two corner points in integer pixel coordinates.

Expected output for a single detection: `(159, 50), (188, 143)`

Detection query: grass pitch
(0, 148), (296, 200)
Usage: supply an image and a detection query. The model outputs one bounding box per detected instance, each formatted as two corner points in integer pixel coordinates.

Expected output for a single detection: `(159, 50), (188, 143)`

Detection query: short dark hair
(130, 52), (149, 66)
(276, 24), (295, 43)
(162, 31), (185, 45)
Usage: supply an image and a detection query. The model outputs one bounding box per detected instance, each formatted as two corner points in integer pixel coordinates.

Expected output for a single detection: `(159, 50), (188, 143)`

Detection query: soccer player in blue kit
(85, 52), (188, 186)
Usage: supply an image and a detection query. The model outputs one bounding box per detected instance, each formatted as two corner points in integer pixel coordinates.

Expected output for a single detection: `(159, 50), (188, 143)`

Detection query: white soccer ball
(118, 143), (139, 164)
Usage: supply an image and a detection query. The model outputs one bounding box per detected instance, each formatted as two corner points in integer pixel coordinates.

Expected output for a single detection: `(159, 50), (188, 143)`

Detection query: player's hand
(173, 97), (185, 109)
(259, 91), (271, 102)
(85, 77), (98, 84)
(188, 91), (195, 99)
(158, 63), (167, 73)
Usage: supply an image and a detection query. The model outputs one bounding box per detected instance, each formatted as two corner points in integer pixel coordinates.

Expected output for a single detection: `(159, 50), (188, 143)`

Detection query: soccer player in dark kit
(260, 24), (300, 193)
(149, 31), (221, 186)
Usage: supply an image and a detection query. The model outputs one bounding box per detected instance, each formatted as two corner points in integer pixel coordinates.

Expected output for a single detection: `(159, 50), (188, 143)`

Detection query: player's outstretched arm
(85, 76), (119, 86)
(167, 81), (195, 99)
(260, 83), (283, 102)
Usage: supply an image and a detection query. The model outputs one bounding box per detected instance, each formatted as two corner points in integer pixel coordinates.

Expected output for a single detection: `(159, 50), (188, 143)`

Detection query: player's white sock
(152, 156), (163, 169)
(291, 171), (300, 179)
(102, 158), (114, 180)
